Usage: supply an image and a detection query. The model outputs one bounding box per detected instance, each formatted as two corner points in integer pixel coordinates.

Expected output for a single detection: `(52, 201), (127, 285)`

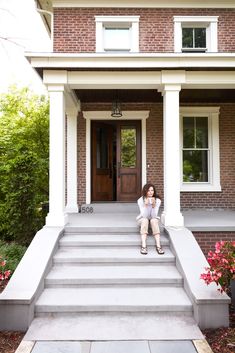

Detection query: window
(95, 16), (140, 53)
(180, 107), (221, 192)
(174, 16), (219, 53)
(182, 27), (206, 52)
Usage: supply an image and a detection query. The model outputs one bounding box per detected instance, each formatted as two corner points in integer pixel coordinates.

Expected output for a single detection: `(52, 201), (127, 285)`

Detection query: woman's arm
(137, 197), (149, 218)
(150, 198), (161, 219)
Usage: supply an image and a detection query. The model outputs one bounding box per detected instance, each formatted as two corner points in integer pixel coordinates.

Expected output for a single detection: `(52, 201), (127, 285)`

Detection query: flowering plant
(0, 255), (11, 281)
(200, 241), (235, 294)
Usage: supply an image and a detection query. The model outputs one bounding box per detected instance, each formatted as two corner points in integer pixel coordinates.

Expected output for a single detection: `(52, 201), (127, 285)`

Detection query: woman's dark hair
(142, 183), (161, 200)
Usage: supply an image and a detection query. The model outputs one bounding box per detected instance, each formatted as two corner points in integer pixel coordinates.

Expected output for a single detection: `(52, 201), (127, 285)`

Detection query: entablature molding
(52, 0), (235, 8)
(43, 69), (235, 89)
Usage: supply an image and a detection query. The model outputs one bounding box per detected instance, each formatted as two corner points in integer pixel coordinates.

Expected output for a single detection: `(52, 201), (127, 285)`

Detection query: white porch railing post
(65, 107), (79, 213)
(161, 84), (184, 227)
(46, 85), (68, 226)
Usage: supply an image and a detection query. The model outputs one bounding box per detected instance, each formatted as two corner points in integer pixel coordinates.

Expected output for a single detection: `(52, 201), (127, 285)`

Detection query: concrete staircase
(25, 222), (203, 341)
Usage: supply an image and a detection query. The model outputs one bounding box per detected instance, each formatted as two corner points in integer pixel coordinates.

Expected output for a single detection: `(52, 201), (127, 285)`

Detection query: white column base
(65, 204), (79, 213)
(46, 212), (69, 227)
(161, 211), (184, 227)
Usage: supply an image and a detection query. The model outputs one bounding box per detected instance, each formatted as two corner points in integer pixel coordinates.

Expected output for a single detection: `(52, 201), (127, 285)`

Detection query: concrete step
(35, 286), (192, 313)
(53, 247), (175, 264)
(25, 313), (204, 340)
(45, 264), (183, 287)
(60, 233), (169, 247)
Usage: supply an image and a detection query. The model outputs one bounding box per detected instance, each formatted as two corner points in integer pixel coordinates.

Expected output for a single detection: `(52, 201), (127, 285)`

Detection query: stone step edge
(35, 305), (193, 313)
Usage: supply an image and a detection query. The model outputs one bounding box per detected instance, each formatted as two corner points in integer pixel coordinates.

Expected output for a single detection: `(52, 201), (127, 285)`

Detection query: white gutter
(35, 1), (53, 51)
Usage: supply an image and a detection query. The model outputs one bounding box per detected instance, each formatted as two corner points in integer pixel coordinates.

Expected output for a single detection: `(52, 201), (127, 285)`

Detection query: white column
(161, 84), (184, 227)
(46, 85), (68, 226)
(65, 108), (79, 213)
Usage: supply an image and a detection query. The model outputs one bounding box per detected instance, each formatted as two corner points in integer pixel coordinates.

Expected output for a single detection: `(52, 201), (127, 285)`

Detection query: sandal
(140, 246), (148, 255)
(156, 246), (164, 255)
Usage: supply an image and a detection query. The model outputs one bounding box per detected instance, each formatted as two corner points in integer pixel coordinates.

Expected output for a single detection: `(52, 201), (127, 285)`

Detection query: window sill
(181, 183), (222, 192)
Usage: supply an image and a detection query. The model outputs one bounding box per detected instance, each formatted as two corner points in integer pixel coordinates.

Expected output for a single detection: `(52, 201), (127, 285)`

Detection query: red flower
(201, 241), (235, 294)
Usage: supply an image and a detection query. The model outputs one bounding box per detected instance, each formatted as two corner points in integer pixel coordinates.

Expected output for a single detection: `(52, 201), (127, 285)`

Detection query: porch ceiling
(75, 89), (235, 103)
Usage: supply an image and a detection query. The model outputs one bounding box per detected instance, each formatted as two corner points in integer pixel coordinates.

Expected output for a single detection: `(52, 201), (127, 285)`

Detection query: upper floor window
(174, 16), (219, 53)
(180, 107), (221, 192)
(95, 16), (140, 53)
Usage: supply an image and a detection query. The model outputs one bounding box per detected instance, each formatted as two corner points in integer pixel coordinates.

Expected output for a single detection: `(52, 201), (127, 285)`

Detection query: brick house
(27, 0), (235, 254)
(1, 0), (234, 333)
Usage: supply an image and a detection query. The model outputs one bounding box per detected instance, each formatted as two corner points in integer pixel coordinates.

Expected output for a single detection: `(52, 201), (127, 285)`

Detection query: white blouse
(136, 197), (161, 221)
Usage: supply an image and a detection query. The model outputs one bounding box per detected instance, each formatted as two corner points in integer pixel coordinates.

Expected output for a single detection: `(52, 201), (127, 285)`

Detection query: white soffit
(52, 0), (235, 8)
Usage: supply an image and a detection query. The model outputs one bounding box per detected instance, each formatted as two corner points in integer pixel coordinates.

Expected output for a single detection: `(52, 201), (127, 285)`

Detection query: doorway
(91, 120), (141, 201)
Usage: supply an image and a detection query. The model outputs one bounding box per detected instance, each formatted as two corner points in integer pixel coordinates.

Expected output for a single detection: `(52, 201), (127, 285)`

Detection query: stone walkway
(16, 339), (213, 353)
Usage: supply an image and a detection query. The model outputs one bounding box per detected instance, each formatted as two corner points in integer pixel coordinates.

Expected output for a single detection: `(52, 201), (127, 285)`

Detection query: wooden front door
(91, 120), (141, 202)
(92, 122), (115, 201)
(116, 121), (141, 201)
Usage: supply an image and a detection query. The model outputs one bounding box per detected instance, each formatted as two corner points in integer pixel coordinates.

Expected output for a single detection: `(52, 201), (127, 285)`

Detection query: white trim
(83, 111), (149, 204)
(95, 16), (139, 53)
(27, 52), (235, 71)
(174, 16), (218, 53)
(180, 107), (221, 192)
(52, 0), (235, 8)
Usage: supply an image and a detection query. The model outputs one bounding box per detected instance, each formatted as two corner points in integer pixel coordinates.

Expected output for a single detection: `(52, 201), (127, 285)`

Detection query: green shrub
(0, 87), (49, 245)
(0, 240), (27, 273)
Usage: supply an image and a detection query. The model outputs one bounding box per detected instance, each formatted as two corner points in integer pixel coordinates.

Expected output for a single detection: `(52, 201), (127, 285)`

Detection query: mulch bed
(0, 280), (235, 353)
(202, 304), (235, 353)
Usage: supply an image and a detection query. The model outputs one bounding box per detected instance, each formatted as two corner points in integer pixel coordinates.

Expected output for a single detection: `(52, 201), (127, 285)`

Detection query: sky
(0, 0), (51, 94)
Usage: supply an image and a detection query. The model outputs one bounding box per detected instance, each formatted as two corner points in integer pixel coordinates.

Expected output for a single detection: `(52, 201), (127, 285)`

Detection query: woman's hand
(152, 197), (156, 208)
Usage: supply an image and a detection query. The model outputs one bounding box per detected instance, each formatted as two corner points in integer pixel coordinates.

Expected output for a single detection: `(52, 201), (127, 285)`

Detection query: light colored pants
(137, 217), (160, 235)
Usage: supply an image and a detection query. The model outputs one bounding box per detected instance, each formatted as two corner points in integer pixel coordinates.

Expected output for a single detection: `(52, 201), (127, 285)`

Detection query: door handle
(109, 163), (112, 178)
(118, 162), (121, 178)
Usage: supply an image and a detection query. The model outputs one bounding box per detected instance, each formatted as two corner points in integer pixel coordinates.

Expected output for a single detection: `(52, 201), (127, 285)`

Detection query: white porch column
(161, 84), (184, 227)
(65, 107), (79, 213)
(46, 85), (68, 226)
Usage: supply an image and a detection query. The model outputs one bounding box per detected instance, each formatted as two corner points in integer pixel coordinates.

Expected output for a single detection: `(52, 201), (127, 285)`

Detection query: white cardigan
(136, 197), (161, 221)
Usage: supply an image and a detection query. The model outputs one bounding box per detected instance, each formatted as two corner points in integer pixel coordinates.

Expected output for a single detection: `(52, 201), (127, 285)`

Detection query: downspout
(34, 1), (54, 51)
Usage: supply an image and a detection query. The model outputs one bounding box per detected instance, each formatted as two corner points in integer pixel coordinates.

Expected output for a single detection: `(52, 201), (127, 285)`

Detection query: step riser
(45, 281), (183, 288)
(65, 228), (139, 233)
(59, 240), (169, 249)
(53, 259), (175, 265)
(35, 306), (192, 313)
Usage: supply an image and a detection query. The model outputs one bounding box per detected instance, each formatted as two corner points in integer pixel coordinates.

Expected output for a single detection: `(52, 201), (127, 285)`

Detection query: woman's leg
(150, 218), (164, 254)
(138, 218), (149, 254)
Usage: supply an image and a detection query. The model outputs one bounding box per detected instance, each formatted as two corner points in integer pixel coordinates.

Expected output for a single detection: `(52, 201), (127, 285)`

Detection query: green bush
(0, 240), (27, 274)
(0, 87), (49, 245)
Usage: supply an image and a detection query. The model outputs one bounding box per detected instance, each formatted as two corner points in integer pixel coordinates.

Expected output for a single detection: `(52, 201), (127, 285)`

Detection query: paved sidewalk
(15, 339), (213, 353)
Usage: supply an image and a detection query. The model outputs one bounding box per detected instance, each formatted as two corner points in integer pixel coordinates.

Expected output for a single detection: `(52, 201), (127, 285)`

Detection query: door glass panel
(121, 127), (136, 168)
(96, 127), (108, 168)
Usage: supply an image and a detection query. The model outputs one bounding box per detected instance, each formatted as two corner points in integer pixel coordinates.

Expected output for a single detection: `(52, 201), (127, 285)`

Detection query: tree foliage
(0, 87), (49, 245)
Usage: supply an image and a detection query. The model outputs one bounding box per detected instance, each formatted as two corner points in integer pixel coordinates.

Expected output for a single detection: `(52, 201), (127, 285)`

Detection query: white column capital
(47, 84), (65, 92)
(66, 105), (80, 118)
(158, 84), (182, 95)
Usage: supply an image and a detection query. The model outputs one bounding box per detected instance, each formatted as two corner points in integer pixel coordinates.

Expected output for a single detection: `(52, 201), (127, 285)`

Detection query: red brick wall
(193, 232), (235, 256)
(54, 8), (235, 53)
(78, 102), (235, 208)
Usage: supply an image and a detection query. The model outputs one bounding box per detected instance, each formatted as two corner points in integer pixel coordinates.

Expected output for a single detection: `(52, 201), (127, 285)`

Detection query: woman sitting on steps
(136, 183), (164, 255)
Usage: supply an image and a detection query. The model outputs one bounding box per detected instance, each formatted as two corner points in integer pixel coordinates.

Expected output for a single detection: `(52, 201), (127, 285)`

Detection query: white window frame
(180, 107), (221, 192)
(95, 16), (140, 53)
(174, 16), (219, 53)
